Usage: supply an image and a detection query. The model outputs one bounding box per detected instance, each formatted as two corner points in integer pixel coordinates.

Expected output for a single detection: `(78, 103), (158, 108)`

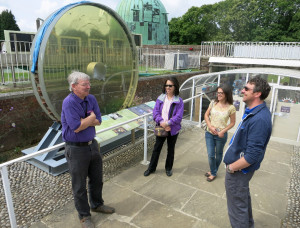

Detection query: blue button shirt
(61, 93), (101, 142)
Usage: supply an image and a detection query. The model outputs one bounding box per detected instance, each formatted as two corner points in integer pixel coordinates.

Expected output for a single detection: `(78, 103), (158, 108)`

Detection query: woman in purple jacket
(144, 77), (184, 177)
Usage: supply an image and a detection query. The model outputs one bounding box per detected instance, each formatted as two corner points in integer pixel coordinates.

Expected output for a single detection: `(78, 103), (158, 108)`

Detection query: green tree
(287, 11), (300, 41)
(169, 17), (182, 44)
(224, 0), (300, 41)
(209, 0), (236, 41)
(168, 0), (300, 43)
(169, 5), (217, 44)
(0, 10), (20, 40)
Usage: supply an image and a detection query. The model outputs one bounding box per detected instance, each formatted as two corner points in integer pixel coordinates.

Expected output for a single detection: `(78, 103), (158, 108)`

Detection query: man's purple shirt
(61, 93), (101, 142)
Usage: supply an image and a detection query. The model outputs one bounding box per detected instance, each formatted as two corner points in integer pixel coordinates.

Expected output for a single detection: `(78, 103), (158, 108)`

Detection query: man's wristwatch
(226, 164), (234, 173)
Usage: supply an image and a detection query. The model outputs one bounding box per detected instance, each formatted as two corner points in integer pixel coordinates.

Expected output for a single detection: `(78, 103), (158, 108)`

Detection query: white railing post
(198, 93), (203, 126)
(146, 48), (149, 73)
(141, 116), (149, 165)
(190, 78), (195, 121)
(199, 50), (201, 66)
(177, 50), (180, 70)
(1, 166), (17, 228)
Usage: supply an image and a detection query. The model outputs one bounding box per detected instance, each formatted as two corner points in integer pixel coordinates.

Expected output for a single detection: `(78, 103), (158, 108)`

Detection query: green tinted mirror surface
(39, 4), (137, 119)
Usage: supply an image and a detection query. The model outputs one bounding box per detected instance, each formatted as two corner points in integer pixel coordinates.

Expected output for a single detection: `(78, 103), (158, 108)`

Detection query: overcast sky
(0, 0), (222, 32)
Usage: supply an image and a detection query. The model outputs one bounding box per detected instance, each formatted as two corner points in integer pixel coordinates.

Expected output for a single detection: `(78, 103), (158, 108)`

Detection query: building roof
(209, 57), (300, 68)
(216, 67), (300, 79)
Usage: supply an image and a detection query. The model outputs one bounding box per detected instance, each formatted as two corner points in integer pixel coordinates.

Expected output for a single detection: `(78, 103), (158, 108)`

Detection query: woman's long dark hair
(162, 77), (180, 96)
(215, 84), (233, 105)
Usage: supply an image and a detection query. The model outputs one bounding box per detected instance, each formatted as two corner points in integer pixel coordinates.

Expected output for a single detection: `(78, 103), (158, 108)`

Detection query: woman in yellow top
(204, 84), (236, 182)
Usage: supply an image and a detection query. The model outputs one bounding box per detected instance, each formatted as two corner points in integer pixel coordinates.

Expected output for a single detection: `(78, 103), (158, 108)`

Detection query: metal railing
(201, 42), (300, 60)
(0, 40), (32, 84)
(3, 40), (299, 85)
(0, 41), (202, 84)
(201, 41), (300, 60)
(0, 94), (202, 227)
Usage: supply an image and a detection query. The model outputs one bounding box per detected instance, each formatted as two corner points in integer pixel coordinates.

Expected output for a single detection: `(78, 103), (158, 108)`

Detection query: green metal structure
(116, 0), (169, 45)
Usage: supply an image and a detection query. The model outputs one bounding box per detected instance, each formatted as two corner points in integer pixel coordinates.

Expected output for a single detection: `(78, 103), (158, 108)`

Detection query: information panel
(95, 102), (155, 143)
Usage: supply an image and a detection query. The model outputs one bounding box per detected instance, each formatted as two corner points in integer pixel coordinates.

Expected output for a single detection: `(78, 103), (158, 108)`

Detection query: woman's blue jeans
(205, 131), (228, 176)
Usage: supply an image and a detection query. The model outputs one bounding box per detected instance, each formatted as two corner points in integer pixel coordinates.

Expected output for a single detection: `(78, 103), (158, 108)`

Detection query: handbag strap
(209, 100), (215, 114)
(168, 103), (175, 120)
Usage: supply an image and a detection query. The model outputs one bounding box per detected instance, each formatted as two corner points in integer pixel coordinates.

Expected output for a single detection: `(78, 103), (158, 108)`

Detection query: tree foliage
(0, 10), (20, 40)
(168, 0), (300, 44)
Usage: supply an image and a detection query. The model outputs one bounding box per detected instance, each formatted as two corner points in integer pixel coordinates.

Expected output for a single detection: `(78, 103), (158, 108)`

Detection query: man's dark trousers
(65, 140), (104, 219)
(225, 170), (255, 228)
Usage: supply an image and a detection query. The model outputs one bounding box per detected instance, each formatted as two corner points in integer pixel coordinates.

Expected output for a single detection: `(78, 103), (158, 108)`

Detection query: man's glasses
(165, 85), (174, 88)
(78, 83), (91, 87)
(243, 86), (253, 91)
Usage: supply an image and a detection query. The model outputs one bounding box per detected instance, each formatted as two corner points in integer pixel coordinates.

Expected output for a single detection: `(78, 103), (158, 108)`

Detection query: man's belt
(65, 140), (94, 147)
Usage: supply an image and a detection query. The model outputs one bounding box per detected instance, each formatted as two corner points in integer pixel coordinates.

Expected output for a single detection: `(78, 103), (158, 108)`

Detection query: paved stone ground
(0, 124), (299, 228)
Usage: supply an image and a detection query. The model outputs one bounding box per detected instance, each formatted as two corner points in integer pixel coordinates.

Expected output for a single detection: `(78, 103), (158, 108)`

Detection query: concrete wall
(135, 71), (203, 103)
(0, 71), (205, 153)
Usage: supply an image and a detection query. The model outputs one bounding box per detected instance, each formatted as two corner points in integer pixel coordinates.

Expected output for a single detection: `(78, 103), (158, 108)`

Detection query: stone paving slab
(252, 209), (282, 228)
(251, 170), (290, 195)
(250, 183), (287, 218)
(260, 158), (291, 177)
(182, 190), (230, 227)
(102, 182), (149, 218)
(135, 175), (197, 210)
(131, 201), (199, 228)
(176, 167), (226, 197)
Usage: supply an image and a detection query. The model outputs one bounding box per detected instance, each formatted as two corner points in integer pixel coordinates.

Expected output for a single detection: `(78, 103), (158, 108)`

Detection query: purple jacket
(153, 94), (184, 136)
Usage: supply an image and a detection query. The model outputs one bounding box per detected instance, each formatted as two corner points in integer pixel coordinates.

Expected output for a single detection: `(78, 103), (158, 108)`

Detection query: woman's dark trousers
(148, 133), (179, 172)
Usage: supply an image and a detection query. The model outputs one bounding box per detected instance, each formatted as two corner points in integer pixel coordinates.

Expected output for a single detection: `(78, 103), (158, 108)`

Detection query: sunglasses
(243, 86), (254, 91)
(165, 84), (174, 88)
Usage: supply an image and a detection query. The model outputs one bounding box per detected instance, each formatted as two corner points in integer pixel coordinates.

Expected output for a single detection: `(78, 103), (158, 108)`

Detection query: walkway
(30, 127), (292, 228)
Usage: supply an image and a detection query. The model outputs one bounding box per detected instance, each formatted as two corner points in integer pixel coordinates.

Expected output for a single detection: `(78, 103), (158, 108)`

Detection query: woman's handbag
(154, 125), (169, 137)
(201, 101), (215, 131)
(201, 120), (207, 131)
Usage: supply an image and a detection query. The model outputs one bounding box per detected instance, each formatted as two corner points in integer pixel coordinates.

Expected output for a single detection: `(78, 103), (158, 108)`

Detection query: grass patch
(138, 68), (201, 76)
(2, 72), (30, 82)
(268, 75), (290, 84)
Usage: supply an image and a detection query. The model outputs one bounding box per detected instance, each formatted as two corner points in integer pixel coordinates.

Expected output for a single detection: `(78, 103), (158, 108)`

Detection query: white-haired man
(61, 71), (115, 228)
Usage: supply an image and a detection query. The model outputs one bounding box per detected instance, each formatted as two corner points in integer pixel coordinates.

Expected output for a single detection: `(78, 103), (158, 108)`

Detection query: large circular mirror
(31, 2), (138, 121)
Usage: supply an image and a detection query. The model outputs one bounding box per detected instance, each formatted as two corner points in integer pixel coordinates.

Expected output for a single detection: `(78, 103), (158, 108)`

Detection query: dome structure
(116, 0), (169, 45)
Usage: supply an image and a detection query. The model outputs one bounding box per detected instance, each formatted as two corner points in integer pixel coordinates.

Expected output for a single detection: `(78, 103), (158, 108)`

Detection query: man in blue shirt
(61, 71), (115, 228)
(223, 76), (272, 228)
